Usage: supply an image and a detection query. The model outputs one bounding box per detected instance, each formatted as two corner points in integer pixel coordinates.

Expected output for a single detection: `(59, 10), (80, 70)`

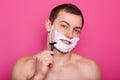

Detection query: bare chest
(44, 67), (82, 80)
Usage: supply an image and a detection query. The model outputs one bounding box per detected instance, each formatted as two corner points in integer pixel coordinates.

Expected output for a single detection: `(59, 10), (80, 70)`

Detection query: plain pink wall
(0, 0), (120, 80)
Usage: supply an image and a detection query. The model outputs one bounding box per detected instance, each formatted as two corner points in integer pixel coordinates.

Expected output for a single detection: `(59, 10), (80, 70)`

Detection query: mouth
(60, 39), (71, 45)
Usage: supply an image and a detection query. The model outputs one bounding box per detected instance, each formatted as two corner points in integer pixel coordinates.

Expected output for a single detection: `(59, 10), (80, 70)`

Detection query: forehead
(54, 10), (83, 27)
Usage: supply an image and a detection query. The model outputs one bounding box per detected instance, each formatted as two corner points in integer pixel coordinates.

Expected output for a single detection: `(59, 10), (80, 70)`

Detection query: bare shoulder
(12, 56), (36, 80)
(72, 53), (102, 80)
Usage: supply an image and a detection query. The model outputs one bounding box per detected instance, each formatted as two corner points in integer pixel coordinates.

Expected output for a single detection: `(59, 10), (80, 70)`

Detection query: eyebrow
(59, 21), (70, 26)
(59, 20), (82, 29)
(74, 27), (81, 29)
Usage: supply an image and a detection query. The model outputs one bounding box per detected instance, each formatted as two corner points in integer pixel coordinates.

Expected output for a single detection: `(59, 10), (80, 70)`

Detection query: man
(12, 4), (101, 80)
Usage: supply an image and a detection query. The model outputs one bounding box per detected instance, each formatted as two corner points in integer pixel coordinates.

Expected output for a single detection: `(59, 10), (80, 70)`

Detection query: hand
(33, 50), (54, 80)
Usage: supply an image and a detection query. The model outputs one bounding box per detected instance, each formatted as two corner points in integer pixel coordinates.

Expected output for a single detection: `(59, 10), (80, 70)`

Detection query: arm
(30, 51), (54, 80)
(12, 51), (54, 80)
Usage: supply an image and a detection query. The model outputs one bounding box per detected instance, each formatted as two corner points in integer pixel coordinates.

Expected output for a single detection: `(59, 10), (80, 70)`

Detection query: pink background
(0, 0), (120, 80)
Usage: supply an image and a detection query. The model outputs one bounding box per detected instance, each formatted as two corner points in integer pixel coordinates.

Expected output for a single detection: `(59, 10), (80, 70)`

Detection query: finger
(39, 51), (54, 56)
(44, 57), (53, 61)
(37, 55), (53, 63)
(33, 50), (55, 59)
(44, 60), (53, 66)
(36, 55), (52, 62)
(43, 54), (53, 58)
(37, 53), (54, 60)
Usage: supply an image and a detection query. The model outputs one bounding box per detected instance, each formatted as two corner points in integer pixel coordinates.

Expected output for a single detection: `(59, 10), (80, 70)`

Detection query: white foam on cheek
(52, 26), (80, 53)
(56, 31), (72, 42)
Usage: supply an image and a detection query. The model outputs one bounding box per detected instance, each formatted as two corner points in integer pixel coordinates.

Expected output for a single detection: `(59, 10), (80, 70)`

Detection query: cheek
(58, 29), (66, 36)
(53, 22), (67, 35)
(73, 32), (81, 38)
(55, 26), (66, 35)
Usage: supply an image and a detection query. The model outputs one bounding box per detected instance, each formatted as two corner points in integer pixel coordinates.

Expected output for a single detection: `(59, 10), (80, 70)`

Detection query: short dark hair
(49, 4), (84, 28)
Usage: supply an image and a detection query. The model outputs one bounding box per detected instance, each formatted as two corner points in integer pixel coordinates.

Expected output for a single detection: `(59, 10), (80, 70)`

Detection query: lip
(60, 39), (71, 45)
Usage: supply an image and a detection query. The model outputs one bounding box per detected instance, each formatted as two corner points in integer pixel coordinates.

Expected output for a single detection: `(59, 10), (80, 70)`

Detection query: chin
(54, 47), (70, 54)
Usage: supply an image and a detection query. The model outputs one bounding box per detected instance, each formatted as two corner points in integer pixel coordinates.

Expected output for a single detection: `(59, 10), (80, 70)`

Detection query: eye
(61, 24), (68, 29)
(74, 29), (80, 34)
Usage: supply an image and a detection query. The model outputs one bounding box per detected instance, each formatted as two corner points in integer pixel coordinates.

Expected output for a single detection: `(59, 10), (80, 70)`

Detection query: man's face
(52, 10), (83, 45)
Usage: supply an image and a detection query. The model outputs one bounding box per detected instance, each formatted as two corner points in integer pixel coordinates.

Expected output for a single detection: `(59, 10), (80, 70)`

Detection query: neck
(53, 49), (72, 66)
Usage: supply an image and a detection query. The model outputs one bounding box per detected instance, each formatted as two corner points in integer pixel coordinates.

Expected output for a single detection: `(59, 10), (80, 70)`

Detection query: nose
(65, 30), (73, 39)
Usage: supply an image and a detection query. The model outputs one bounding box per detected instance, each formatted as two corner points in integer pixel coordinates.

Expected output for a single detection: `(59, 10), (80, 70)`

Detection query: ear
(45, 19), (51, 32)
